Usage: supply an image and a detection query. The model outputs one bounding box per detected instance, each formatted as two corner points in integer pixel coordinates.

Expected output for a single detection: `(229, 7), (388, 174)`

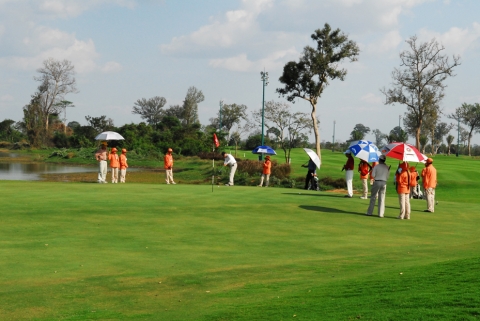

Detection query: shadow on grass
(299, 205), (397, 219)
(283, 192), (345, 198)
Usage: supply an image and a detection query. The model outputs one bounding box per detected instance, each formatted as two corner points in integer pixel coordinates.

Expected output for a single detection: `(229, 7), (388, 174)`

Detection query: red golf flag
(213, 133), (220, 148)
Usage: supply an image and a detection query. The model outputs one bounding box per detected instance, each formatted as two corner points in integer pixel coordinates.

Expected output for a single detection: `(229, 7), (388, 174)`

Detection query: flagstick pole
(212, 143), (214, 193)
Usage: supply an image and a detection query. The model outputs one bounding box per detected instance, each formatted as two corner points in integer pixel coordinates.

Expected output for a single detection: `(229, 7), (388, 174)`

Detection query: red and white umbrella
(380, 142), (427, 163)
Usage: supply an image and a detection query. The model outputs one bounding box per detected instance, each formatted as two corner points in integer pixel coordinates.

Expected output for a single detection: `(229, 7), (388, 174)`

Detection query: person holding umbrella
(421, 158), (437, 212)
(164, 148), (176, 184)
(95, 142), (108, 183)
(258, 155), (272, 187)
(342, 150), (355, 198)
(366, 155), (391, 217)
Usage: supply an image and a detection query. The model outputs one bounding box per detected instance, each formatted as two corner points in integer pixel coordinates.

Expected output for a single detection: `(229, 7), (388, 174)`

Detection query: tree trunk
(415, 126), (421, 150)
(467, 135), (472, 156)
(310, 101), (321, 160)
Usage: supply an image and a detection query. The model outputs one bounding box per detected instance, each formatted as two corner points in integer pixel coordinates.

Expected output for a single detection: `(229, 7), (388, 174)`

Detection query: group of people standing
(95, 142), (128, 183)
(342, 150), (438, 219)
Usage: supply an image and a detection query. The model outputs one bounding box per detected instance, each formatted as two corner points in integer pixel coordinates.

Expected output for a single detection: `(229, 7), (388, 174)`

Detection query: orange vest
(358, 161), (370, 179)
(120, 154), (128, 170)
(421, 165), (437, 189)
(395, 163), (410, 194)
(164, 153), (173, 169)
(263, 159), (271, 175)
(108, 153), (119, 168)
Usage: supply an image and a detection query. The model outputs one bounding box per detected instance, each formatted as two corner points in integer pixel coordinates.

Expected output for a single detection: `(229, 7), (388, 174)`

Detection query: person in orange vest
(408, 166), (420, 199)
(119, 148), (128, 183)
(108, 147), (120, 183)
(164, 148), (176, 184)
(395, 162), (411, 219)
(358, 159), (372, 199)
(342, 150), (355, 198)
(421, 158), (437, 212)
(258, 155), (272, 187)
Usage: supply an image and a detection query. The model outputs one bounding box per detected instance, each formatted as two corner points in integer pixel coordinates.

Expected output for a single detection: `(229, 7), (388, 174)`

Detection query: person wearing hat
(421, 158), (437, 212)
(164, 148), (176, 184)
(119, 148), (128, 183)
(366, 154), (391, 217)
(342, 150), (355, 197)
(108, 147), (120, 183)
(95, 142), (108, 183)
(258, 155), (272, 187)
(222, 151), (237, 186)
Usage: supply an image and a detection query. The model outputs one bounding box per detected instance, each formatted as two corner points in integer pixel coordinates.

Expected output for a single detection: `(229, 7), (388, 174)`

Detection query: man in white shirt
(222, 152), (237, 186)
(366, 155), (391, 217)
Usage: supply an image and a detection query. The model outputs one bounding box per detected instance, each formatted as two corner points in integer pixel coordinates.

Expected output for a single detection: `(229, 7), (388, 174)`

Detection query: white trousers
(259, 174), (270, 187)
(228, 163), (237, 185)
(345, 170), (353, 196)
(165, 169), (174, 184)
(111, 167), (119, 183)
(398, 193), (411, 219)
(425, 188), (435, 212)
(120, 169), (127, 183)
(97, 160), (107, 182)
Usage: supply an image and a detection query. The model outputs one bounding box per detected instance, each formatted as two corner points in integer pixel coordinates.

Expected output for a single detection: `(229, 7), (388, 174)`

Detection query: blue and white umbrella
(252, 145), (277, 155)
(348, 140), (381, 162)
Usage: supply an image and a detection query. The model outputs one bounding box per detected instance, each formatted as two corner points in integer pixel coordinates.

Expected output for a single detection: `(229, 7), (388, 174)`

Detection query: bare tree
(276, 23), (360, 159)
(132, 96), (167, 126)
(448, 103), (480, 156)
(209, 103), (248, 141)
(252, 101), (313, 163)
(381, 36), (460, 148)
(34, 58), (78, 131)
(372, 129), (386, 147)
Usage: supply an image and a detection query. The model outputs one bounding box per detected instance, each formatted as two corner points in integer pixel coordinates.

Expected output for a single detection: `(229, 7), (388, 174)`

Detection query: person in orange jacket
(108, 147), (120, 183)
(119, 148), (128, 183)
(408, 166), (420, 199)
(358, 159), (372, 199)
(421, 158), (437, 212)
(395, 162), (411, 219)
(164, 148), (176, 184)
(258, 155), (272, 187)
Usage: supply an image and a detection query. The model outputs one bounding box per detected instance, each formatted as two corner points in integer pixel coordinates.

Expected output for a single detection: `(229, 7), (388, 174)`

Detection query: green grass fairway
(1, 153), (480, 320)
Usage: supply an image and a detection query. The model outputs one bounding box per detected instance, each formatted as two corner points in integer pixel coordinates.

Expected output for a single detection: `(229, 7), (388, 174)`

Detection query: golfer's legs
(405, 194), (411, 218)
(99, 161), (107, 182)
(345, 170), (353, 196)
(259, 174), (264, 186)
(398, 193), (406, 218)
(367, 182), (381, 215)
(120, 169), (126, 183)
(165, 169), (173, 183)
(377, 182), (387, 217)
(265, 174), (270, 187)
(111, 168), (118, 183)
(426, 188), (435, 212)
(229, 163), (237, 185)
(361, 178), (368, 198)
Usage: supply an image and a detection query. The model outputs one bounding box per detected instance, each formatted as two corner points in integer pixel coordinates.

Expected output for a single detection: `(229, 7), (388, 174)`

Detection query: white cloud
(101, 61), (122, 73)
(361, 93), (383, 104)
(209, 47), (299, 72)
(38, 0), (136, 18)
(417, 23), (480, 56)
(1, 94), (14, 102)
(365, 30), (403, 53)
(161, 0), (273, 54)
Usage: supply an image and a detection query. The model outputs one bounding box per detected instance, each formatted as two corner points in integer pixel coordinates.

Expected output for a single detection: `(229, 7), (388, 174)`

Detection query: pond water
(0, 152), (98, 181)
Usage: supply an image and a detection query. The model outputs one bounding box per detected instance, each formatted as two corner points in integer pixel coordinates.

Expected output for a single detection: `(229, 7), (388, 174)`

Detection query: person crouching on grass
(108, 147), (120, 183)
(119, 149), (128, 183)
(164, 148), (176, 184)
(258, 155), (272, 187)
(395, 162), (411, 219)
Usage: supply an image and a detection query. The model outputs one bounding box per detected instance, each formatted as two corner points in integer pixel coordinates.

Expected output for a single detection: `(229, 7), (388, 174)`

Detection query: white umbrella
(303, 148), (321, 169)
(95, 131), (125, 141)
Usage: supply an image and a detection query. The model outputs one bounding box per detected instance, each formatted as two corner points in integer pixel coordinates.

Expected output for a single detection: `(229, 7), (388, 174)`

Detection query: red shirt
(344, 156), (354, 171)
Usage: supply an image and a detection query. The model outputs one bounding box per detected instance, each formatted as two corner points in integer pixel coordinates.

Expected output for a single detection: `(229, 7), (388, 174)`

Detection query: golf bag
(308, 175), (319, 191)
(411, 184), (424, 199)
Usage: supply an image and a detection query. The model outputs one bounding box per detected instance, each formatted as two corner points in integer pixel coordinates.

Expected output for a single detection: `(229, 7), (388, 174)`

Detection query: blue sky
(1, 0), (479, 145)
